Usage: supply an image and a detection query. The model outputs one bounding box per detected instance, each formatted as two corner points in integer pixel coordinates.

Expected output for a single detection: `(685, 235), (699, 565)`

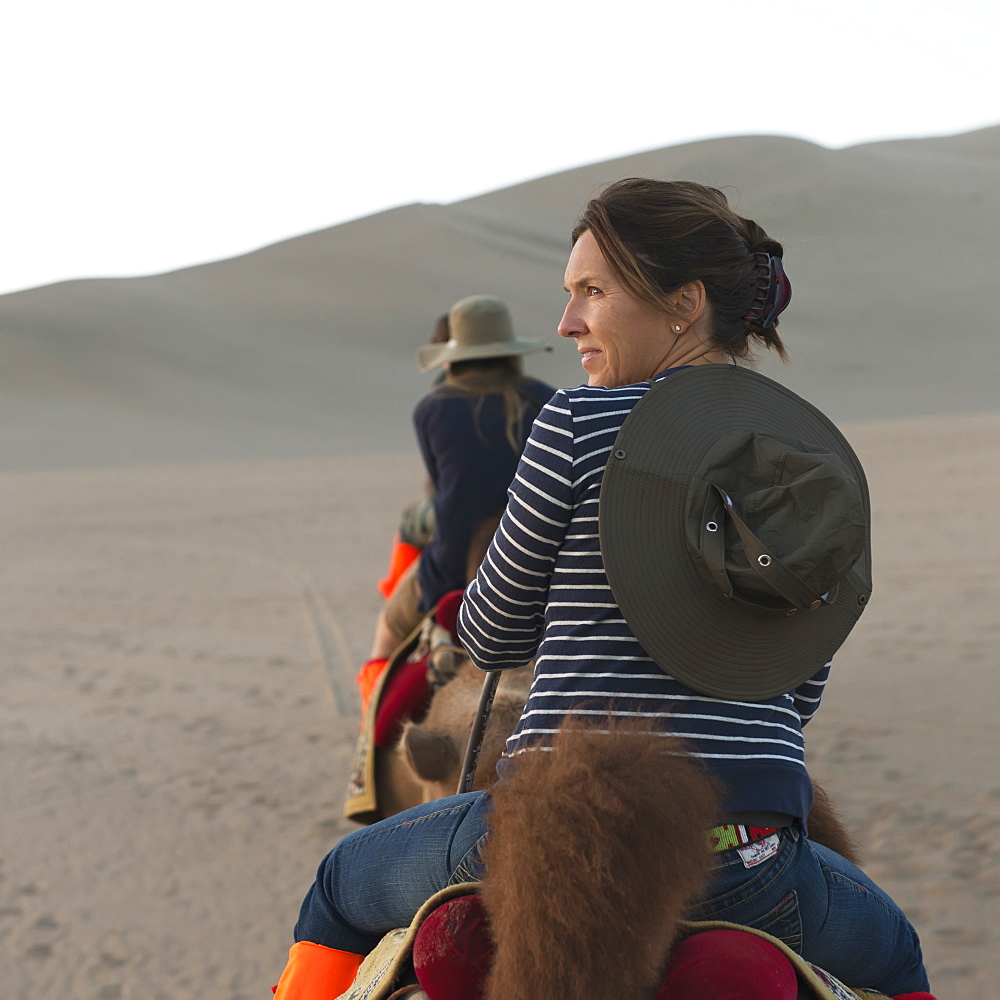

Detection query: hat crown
(415, 295), (550, 373)
(448, 295), (515, 349)
(686, 431), (867, 609)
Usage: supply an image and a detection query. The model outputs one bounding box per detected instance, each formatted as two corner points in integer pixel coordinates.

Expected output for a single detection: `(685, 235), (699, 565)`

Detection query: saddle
(334, 883), (899, 1000)
(344, 591), (465, 824)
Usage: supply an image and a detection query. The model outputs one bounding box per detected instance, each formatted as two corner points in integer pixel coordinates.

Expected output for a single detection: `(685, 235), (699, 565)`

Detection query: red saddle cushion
(373, 656), (433, 748)
(413, 895), (493, 1000)
(434, 589), (465, 639)
(655, 929), (798, 999)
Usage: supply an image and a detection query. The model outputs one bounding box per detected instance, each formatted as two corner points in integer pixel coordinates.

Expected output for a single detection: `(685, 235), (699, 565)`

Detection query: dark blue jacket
(414, 374), (555, 612)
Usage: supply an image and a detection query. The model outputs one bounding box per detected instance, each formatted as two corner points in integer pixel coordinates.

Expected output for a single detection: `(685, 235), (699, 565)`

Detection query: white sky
(3, 0), (998, 297)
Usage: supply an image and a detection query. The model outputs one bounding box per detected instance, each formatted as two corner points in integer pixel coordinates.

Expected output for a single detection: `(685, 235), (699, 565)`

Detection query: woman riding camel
(357, 295), (554, 707)
(276, 181), (932, 1000)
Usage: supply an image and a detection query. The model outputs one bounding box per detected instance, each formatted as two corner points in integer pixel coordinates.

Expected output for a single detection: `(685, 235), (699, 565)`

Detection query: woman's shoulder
(531, 382), (653, 450)
(549, 380), (653, 412)
(414, 381), (474, 410)
(412, 385), (477, 433)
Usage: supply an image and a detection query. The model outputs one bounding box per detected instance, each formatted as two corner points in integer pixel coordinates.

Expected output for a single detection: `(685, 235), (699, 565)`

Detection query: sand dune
(2, 129), (998, 998)
(2, 126), (998, 469)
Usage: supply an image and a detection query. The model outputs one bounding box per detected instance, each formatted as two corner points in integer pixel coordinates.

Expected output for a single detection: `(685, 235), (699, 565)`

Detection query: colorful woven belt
(709, 824), (780, 853)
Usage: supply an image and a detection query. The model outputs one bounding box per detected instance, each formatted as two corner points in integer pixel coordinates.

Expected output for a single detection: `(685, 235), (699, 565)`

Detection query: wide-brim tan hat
(415, 294), (551, 373)
(599, 365), (872, 702)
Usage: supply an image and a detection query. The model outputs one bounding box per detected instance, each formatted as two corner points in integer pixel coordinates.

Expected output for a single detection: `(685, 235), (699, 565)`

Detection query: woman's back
(460, 374), (823, 823)
(414, 368), (553, 611)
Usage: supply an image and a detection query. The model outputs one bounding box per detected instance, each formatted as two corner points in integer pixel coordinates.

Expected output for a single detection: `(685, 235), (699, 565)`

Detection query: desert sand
(2, 129), (999, 998)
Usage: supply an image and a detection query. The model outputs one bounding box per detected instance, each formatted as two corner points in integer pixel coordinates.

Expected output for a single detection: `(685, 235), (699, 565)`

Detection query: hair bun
(752, 237), (783, 256)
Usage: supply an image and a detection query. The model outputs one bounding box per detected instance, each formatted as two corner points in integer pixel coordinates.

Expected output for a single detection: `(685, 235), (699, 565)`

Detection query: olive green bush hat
(599, 365), (872, 702)
(415, 295), (551, 373)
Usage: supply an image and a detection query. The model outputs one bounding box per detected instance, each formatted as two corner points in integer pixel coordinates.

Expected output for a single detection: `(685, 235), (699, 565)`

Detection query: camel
(369, 656), (532, 818)
(397, 658), (533, 802)
(349, 611), (534, 823)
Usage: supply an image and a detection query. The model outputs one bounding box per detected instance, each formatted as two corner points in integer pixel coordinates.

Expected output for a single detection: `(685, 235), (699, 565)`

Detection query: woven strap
(705, 485), (834, 612)
(709, 824), (780, 853)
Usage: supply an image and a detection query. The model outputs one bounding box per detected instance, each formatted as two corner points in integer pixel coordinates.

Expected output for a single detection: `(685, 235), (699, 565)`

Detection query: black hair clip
(744, 253), (792, 329)
(760, 255), (792, 329)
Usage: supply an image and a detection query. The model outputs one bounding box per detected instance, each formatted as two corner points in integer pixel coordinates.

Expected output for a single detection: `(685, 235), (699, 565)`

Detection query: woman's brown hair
(572, 178), (788, 361)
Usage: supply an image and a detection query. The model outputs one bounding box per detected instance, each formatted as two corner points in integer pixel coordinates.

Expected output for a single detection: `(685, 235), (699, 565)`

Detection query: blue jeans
(689, 827), (929, 996)
(295, 791), (491, 954)
(293, 793), (929, 996)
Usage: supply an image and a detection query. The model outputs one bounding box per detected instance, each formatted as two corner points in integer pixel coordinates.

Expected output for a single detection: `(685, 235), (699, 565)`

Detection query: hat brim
(599, 366), (872, 702)
(416, 338), (551, 373)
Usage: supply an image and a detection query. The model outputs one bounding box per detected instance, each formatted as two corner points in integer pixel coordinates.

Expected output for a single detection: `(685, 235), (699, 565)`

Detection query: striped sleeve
(793, 660), (831, 726)
(458, 392), (576, 669)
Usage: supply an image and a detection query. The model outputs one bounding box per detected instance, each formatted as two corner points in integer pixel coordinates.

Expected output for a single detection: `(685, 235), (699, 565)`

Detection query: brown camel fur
(480, 726), (721, 1000)
(398, 660), (533, 801)
(373, 744), (427, 820)
(804, 779), (863, 866)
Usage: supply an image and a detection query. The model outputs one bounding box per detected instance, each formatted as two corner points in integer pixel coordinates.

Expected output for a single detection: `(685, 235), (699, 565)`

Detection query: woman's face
(558, 230), (676, 388)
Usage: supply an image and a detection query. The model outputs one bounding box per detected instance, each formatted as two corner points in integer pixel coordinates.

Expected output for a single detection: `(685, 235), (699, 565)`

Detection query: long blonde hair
(444, 356), (537, 453)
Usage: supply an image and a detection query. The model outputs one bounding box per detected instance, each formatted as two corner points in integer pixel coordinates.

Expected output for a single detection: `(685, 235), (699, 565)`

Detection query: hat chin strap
(701, 486), (836, 615)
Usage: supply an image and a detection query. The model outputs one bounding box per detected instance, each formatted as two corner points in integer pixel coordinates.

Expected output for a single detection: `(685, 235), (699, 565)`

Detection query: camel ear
(401, 724), (460, 782)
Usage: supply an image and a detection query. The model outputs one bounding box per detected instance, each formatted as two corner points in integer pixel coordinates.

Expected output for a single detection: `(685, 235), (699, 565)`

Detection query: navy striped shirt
(458, 369), (828, 822)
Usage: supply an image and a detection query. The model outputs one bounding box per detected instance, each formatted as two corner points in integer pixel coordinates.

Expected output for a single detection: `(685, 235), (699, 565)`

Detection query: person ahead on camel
(356, 295), (554, 709)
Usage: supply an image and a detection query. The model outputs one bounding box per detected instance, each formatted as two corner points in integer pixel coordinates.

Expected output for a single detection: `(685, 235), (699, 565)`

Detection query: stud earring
(673, 324), (682, 333)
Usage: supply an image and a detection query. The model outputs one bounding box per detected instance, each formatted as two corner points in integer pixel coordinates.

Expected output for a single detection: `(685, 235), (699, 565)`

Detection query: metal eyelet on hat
(613, 449), (626, 460)
(757, 554), (771, 567)
(706, 521), (719, 532)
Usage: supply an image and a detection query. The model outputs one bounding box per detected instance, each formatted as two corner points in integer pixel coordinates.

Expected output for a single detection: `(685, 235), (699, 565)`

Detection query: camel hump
(481, 725), (722, 1000)
(400, 723), (461, 783)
